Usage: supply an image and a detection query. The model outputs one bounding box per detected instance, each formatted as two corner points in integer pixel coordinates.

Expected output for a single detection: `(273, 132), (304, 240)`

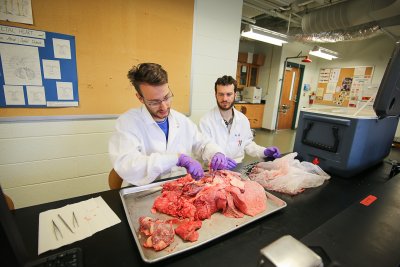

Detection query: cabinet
(236, 63), (259, 88)
(234, 103), (264, 128)
(236, 53), (264, 89)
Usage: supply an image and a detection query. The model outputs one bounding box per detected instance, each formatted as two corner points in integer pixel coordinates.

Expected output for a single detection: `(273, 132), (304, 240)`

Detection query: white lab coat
(109, 106), (222, 186)
(199, 107), (265, 163)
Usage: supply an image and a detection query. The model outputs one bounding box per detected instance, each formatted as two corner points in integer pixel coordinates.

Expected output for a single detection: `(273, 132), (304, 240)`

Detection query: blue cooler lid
(373, 42), (400, 117)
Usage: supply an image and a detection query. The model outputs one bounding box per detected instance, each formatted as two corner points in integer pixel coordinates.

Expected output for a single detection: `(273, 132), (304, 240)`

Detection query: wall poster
(314, 66), (374, 107)
(0, 25), (78, 108)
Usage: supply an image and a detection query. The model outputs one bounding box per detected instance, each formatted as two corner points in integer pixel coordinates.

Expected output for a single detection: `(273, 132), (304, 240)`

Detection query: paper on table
(38, 196), (121, 255)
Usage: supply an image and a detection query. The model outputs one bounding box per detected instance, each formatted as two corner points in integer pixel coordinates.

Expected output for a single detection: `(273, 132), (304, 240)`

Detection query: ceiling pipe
(301, 0), (400, 34)
(270, 0), (291, 6)
(242, 0), (398, 42)
(249, 0), (281, 10)
(242, 16), (256, 24)
(294, 24), (383, 43)
(243, 1), (302, 26)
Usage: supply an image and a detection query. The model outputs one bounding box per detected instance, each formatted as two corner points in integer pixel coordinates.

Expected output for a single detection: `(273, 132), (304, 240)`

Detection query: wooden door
(277, 66), (301, 129)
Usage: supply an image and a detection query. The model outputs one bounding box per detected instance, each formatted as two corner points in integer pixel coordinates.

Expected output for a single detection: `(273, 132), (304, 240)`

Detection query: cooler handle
(303, 113), (351, 126)
(301, 122), (339, 153)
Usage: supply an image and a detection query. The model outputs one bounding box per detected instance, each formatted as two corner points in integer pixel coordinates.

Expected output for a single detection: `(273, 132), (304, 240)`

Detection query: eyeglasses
(140, 90), (174, 107)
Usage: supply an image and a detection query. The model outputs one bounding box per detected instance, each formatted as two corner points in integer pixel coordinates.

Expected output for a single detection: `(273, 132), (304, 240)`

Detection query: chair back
(4, 193), (15, 210)
(108, 169), (123, 190)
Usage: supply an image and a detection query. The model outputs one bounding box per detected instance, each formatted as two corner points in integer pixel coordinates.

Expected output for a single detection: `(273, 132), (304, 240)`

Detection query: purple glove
(210, 152), (228, 171)
(264, 146), (281, 158)
(177, 154), (204, 180)
(226, 157), (237, 170)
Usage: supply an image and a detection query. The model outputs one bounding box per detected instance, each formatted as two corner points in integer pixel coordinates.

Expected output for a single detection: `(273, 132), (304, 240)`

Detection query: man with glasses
(199, 75), (281, 167)
(109, 63), (230, 186)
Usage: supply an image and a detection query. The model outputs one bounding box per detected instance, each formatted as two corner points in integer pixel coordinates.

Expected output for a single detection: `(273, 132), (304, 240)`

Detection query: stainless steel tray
(119, 179), (287, 263)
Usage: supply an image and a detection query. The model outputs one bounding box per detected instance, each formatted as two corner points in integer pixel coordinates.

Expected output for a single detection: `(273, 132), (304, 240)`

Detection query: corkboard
(315, 66), (374, 107)
(0, 0), (194, 118)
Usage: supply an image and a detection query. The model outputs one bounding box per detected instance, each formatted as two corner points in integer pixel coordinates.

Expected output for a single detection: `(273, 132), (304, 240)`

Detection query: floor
(244, 129), (297, 162)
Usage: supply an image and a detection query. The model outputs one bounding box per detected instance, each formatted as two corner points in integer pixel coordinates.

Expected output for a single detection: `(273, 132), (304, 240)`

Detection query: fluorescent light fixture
(309, 46), (338, 60)
(241, 25), (288, 46)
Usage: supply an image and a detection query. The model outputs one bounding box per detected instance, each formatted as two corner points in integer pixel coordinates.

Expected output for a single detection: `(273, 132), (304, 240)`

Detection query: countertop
(4, 148), (400, 267)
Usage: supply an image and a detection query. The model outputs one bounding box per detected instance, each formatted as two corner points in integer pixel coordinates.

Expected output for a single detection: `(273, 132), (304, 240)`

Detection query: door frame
(275, 61), (305, 130)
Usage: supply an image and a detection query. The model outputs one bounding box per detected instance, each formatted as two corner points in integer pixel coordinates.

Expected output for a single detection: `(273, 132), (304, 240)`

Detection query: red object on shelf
(312, 157), (320, 165)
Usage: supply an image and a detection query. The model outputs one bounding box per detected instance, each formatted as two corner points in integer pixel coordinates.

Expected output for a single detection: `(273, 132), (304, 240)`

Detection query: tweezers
(58, 214), (74, 233)
(52, 220), (63, 240)
(72, 211), (79, 228)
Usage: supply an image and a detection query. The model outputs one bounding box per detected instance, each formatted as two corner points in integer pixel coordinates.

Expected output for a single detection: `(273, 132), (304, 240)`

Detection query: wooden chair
(4, 193), (15, 210)
(108, 168), (123, 190)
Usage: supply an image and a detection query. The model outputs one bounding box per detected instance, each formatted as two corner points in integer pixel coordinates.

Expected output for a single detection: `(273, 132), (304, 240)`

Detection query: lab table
(5, 148), (400, 267)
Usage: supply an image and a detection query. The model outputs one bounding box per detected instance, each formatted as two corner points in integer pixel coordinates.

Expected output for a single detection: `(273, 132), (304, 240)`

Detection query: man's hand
(177, 154), (204, 180)
(264, 146), (281, 158)
(210, 152), (228, 171)
(226, 157), (238, 170)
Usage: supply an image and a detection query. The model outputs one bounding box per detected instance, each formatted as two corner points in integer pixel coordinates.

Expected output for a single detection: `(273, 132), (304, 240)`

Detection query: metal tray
(119, 178), (287, 263)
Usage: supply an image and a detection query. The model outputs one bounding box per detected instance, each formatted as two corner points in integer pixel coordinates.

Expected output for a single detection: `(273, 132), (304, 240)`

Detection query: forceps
(58, 214), (74, 233)
(72, 211), (79, 228)
(52, 220), (63, 240)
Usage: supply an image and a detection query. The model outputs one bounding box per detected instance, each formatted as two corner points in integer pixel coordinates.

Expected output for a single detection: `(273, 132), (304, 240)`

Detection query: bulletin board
(0, 26), (79, 108)
(314, 66), (374, 107)
(0, 0), (194, 118)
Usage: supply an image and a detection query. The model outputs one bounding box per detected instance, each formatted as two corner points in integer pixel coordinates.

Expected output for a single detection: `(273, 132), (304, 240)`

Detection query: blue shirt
(157, 118), (169, 141)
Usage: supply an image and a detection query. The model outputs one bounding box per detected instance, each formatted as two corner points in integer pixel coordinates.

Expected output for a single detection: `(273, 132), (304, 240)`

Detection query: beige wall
(0, 119), (114, 208)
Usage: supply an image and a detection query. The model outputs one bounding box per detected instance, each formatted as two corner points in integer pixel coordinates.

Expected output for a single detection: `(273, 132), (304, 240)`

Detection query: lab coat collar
(140, 105), (175, 125)
(212, 107), (225, 127)
(213, 106), (238, 126)
(140, 105), (154, 125)
(167, 111), (179, 147)
(140, 105), (179, 132)
(232, 107), (240, 119)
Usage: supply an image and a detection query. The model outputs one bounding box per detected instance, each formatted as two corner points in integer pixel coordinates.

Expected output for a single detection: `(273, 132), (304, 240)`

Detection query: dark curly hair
(127, 63), (168, 96)
(214, 75), (237, 93)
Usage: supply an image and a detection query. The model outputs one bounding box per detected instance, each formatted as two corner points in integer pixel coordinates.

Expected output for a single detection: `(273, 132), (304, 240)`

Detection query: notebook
(0, 186), (83, 267)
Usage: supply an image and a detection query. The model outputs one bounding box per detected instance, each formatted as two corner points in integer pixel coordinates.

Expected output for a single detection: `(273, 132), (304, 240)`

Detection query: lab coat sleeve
(191, 120), (222, 162)
(109, 130), (179, 186)
(198, 116), (213, 140)
(242, 122), (266, 159)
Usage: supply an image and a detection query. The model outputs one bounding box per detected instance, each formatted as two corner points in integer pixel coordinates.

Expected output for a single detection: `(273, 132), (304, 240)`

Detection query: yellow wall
(0, 0), (194, 117)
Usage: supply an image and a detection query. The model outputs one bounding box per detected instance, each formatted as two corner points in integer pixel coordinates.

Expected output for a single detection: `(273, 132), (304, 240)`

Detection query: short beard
(145, 104), (170, 121)
(217, 101), (234, 111)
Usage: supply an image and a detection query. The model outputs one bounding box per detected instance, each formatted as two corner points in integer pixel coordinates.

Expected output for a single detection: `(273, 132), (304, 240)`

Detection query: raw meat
(227, 180), (267, 216)
(193, 183), (230, 220)
(152, 171), (267, 220)
(152, 190), (197, 219)
(138, 216), (175, 251)
(174, 220), (202, 242)
(223, 192), (244, 218)
(249, 152), (330, 195)
(141, 170), (268, 251)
